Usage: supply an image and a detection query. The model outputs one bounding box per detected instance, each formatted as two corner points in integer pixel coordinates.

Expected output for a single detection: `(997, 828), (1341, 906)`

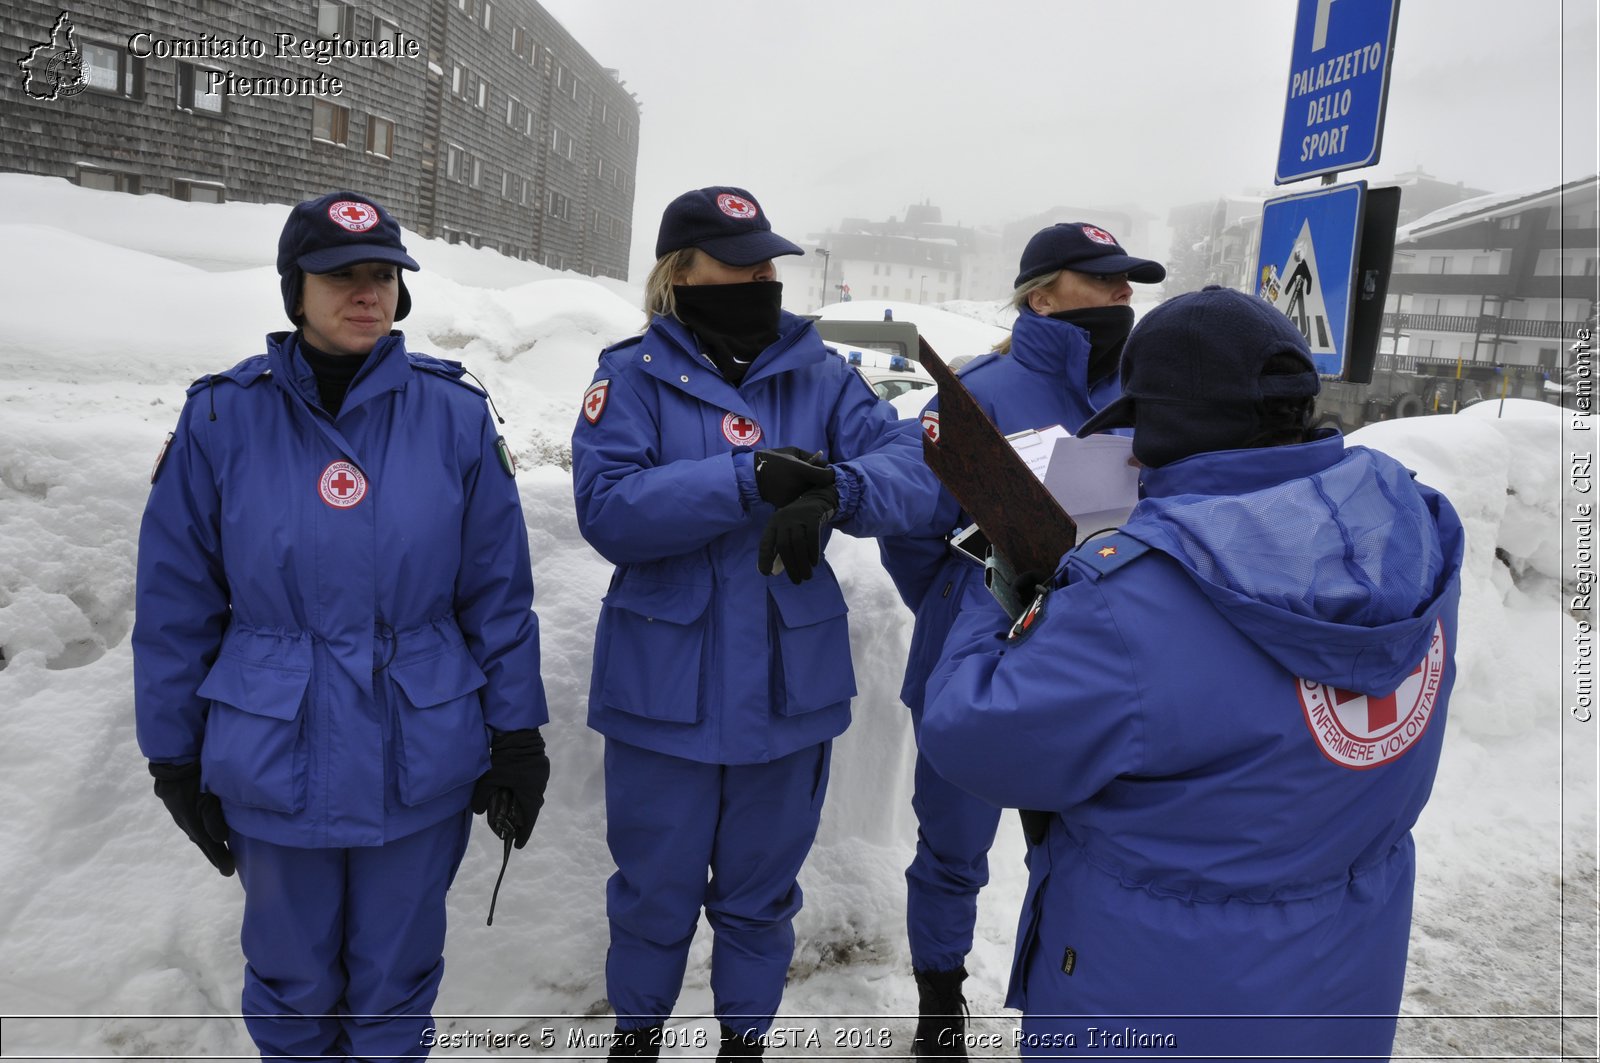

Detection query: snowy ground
(0, 176), (1594, 1060)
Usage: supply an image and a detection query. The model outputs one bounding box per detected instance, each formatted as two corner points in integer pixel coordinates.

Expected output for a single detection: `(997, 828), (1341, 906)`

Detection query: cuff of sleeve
(831, 464), (862, 521)
(732, 450), (760, 511)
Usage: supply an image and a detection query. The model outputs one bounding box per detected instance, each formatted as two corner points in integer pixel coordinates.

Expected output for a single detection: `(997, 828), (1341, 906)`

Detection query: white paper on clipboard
(1041, 432), (1140, 538)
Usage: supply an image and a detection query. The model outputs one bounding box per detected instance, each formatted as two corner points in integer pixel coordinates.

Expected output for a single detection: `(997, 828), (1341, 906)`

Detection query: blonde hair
(991, 270), (1064, 354)
(643, 248), (700, 324)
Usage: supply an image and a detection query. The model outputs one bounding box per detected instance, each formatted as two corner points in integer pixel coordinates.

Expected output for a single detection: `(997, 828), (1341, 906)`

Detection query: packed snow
(0, 176), (1592, 1060)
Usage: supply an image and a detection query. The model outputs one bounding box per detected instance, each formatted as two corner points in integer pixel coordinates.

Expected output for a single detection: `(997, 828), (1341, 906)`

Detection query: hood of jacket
(1123, 432), (1464, 695)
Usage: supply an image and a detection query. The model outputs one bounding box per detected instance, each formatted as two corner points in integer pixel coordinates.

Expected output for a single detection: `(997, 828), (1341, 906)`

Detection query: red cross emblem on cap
(318, 460), (368, 508)
(1297, 620), (1446, 770)
(920, 410), (941, 444)
(722, 412), (763, 446)
(329, 200), (379, 232)
(716, 193), (758, 219)
(1081, 225), (1117, 246)
(582, 379), (610, 425)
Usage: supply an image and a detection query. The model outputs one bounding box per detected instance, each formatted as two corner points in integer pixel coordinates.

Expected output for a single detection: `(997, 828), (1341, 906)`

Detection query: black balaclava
(1048, 304), (1135, 384)
(672, 281), (784, 385)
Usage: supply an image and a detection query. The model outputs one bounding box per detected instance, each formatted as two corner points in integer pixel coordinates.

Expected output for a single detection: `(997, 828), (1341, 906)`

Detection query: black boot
(608, 1023), (663, 1060)
(717, 1023), (764, 1061)
(912, 966), (969, 1058)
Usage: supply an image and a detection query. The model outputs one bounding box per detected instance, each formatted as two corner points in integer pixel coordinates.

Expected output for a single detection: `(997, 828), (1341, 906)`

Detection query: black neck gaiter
(297, 334), (370, 416)
(672, 281), (783, 385)
(1050, 304), (1135, 385)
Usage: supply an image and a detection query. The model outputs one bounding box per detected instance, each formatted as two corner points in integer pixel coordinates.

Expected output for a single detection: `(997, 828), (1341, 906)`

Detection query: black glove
(471, 728), (549, 849)
(149, 761), (234, 877)
(753, 447), (833, 507)
(1010, 569), (1053, 607)
(759, 484), (839, 585)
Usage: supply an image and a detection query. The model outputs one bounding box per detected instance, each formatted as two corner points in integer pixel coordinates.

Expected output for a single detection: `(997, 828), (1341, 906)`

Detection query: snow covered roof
(1395, 173), (1599, 243)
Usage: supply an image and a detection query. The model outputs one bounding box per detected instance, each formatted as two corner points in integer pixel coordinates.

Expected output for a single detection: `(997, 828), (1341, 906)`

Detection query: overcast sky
(538, 0), (1599, 276)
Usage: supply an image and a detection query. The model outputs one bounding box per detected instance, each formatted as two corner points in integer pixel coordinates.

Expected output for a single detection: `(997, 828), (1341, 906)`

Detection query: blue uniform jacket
(880, 308), (1125, 715)
(922, 434), (1463, 1051)
(133, 332), (548, 848)
(571, 311), (932, 764)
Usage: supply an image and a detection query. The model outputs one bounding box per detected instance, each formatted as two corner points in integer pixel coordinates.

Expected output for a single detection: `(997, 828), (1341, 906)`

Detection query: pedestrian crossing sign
(1256, 181), (1366, 378)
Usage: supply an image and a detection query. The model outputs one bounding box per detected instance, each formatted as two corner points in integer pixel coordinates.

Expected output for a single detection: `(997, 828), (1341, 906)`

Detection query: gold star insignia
(1097, 546), (1118, 558)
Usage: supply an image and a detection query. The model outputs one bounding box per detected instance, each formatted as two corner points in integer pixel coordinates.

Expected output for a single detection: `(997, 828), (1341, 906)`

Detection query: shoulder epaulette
(1067, 531), (1152, 581)
(408, 353), (487, 397)
(598, 334), (645, 362)
(957, 352), (1002, 379)
(185, 354), (271, 396)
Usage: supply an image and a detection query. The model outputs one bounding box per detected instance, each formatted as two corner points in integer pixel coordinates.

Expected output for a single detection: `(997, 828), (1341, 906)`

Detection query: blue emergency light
(846, 350), (863, 366)
(889, 355), (909, 372)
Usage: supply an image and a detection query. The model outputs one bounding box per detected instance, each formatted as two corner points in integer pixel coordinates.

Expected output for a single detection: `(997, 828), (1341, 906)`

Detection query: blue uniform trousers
(231, 811), (472, 1061)
(604, 739), (831, 1039)
(905, 739), (1002, 973)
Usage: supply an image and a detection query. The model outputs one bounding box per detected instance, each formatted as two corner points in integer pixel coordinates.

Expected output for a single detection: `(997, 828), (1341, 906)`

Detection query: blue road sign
(1276, 0), (1400, 184)
(1256, 182), (1366, 377)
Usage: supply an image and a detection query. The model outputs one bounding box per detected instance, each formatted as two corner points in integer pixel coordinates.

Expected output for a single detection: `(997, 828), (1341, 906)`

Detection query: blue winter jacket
(134, 332), (548, 848)
(881, 308), (1125, 715)
(922, 433), (1463, 1057)
(571, 311), (932, 764)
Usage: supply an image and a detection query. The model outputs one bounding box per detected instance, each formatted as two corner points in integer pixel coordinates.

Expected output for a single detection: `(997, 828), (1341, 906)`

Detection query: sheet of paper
(1041, 432), (1141, 538)
(1004, 425), (1072, 481)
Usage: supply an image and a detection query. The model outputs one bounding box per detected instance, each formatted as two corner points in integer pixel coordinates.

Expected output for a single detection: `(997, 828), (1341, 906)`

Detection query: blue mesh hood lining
(1126, 446), (1462, 692)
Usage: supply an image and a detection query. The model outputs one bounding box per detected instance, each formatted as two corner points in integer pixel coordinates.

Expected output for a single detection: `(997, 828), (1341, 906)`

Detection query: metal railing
(1381, 313), (1593, 340)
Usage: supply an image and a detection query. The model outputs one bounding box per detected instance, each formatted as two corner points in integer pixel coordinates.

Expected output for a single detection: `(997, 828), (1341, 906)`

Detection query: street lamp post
(816, 248), (832, 311)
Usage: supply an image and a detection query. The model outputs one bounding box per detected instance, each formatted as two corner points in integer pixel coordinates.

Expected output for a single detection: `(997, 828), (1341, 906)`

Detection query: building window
(546, 190), (570, 220)
(555, 64), (578, 100)
(80, 40), (143, 98)
(596, 157), (605, 181)
(512, 25), (528, 57)
(375, 18), (401, 58)
(312, 100), (349, 145)
(317, 0), (355, 38)
(506, 95), (520, 126)
(178, 63), (224, 116)
(452, 64), (465, 97)
(475, 79), (488, 109)
(446, 144), (462, 181)
(524, 108), (536, 137)
(1498, 214), (1522, 230)
(75, 166), (139, 193)
(520, 178), (529, 205)
(174, 180), (225, 203)
(481, 1), (493, 30)
(470, 158), (482, 188)
(550, 125), (573, 160)
(366, 114), (395, 158)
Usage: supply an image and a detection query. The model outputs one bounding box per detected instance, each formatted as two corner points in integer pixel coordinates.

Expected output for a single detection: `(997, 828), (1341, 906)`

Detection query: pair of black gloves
(753, 447), (839, 585)
(150, 727), (550, 875)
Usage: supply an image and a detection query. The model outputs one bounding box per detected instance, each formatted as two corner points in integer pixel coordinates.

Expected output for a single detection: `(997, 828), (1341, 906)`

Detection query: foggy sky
(538, 0), (1599, 276)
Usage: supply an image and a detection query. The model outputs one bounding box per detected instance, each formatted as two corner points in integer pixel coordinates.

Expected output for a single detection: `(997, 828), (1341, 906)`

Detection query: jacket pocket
(197, 628), (312, 814)
(769, 571), (857, 716)
(597, 576), (711, 723)
(388, 621), (491, 808)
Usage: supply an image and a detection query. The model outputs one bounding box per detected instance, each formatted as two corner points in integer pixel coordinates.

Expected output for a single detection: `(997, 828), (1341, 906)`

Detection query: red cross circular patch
(318, 460), (368, 508)
(920, 410), (941, 444)
(722, 412), (763, 446)
(1081, 225), (1117, 246)
(716, 193), (758, 220)
(583, 379), (610, 425)
(1297, 619), (1446, 770)
(328, 200), (379, 232)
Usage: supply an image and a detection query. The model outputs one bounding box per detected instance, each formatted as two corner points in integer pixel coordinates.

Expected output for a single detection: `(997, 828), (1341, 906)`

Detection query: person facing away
(570, 185), (934, 1062)
(132, 190), (550, 1061)
(877, 222), (1165, 1057)
(921, 285), (1463, 1061)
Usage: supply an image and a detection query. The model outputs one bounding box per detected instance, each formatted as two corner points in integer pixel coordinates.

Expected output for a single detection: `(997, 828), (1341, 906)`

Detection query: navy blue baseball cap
(1078, 286), (1319, 466)
(1014, 222), (1165, 288)
(655, 186), (804, 266)
(277, 191), (419, 321)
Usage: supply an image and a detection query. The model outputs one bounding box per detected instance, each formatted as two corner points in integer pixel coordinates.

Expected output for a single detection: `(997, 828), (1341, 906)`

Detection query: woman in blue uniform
(878, 223), (1164, 1056)
(133, 191), (550, 1060)
(571, 186), (931, 1061)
